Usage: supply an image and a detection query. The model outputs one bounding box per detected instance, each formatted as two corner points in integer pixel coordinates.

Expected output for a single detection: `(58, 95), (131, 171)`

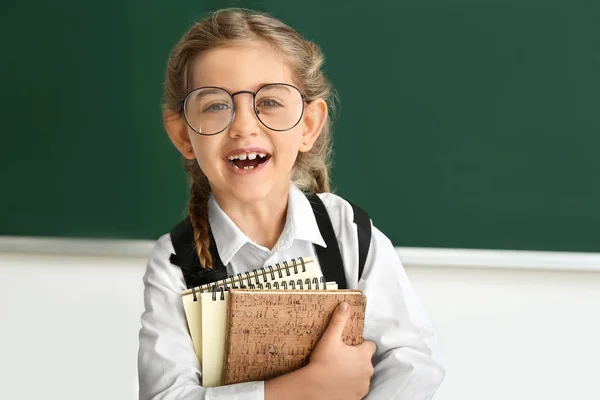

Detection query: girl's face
(166, 42), (327, 205)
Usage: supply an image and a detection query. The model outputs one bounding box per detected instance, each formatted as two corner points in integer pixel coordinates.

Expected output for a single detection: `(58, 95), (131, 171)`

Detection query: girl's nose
(228, 93), (260, 138)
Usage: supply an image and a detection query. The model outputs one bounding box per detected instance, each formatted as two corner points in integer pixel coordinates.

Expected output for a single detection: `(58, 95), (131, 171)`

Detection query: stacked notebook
(181, 256), (366, 387)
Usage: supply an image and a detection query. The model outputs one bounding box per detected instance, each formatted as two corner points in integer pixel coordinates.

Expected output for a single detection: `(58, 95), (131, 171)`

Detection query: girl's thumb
(323, 302), (350, 340)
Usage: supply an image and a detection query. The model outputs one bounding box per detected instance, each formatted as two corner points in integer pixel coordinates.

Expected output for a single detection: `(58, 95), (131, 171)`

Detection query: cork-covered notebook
(222, 289), (367, 385)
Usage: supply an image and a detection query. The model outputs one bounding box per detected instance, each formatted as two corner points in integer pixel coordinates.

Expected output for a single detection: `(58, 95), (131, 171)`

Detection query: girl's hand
(305, 302), (376, 399)
(265, 302), (375, 400)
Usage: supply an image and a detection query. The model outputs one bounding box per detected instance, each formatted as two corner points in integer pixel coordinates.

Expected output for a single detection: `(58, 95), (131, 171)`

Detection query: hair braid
(185, 159), (213, 269)
(312, 163), (330, 193)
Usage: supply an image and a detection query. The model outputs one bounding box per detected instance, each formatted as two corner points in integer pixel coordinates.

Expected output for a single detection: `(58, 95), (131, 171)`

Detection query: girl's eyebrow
(257, 83), (291, 92)
(192, 88), (226, 101)
(259, 82), (291, 88)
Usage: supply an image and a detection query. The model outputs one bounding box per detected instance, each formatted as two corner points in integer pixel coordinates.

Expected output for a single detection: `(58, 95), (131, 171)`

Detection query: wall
(1, 242), (599, 400)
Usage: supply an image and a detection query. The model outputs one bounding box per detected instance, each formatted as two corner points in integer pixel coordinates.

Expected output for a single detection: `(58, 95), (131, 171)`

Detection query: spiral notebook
(223, 289), (366, 385)
(181, 256), (336, 387)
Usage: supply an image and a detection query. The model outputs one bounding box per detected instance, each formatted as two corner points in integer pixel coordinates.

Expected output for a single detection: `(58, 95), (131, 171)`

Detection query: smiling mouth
(227, 152), (271, 170)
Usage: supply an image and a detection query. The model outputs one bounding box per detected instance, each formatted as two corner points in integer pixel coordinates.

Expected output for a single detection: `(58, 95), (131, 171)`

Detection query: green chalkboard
(1, 0), (598, 252)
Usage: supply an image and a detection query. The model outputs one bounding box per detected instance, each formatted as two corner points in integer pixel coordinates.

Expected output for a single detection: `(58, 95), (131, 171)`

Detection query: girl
(138, 8), (445, 400)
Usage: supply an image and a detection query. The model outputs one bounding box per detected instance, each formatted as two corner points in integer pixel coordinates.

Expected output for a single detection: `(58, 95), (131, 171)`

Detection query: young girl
(138, 8), (445, 400)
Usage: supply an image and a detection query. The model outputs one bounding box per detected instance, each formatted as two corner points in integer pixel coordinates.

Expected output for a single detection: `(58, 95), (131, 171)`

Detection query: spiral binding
(190, 257), (312, 302)
(203, 276), (328, 301)
(261, 276), (327, 291)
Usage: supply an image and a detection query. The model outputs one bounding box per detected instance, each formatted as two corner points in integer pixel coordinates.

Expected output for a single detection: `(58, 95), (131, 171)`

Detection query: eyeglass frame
(180, 83), (307, 136)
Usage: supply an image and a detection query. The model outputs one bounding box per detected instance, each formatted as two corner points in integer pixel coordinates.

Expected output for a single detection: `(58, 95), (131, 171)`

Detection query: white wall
(1, 244), (599, 400)
(411, 265), (600, 400)
(0, 251), (145, 400)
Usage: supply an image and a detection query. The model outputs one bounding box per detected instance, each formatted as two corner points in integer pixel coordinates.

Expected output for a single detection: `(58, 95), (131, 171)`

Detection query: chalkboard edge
(1, 237), (599, 273)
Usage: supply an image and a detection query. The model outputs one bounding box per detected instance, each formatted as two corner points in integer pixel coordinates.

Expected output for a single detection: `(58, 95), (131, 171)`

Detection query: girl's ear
(164, 109), (196, 160)
(299, 98), (327, 152)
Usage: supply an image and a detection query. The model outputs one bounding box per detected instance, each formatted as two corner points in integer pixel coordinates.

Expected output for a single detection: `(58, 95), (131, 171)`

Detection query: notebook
(222, 289), (366, 385)
(181, 256), (332, 386)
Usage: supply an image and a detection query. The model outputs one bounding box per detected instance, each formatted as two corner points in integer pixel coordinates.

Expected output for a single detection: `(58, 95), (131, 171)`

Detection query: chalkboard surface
(1, 0), (598, 252)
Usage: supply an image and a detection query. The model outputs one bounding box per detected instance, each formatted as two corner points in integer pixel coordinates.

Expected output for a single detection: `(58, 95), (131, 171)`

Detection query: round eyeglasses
(182, 83), (306, 136)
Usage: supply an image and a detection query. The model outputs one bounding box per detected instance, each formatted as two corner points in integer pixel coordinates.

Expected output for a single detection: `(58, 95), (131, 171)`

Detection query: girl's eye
(257, 98), (282, 108)
(203, 102), (231, 112)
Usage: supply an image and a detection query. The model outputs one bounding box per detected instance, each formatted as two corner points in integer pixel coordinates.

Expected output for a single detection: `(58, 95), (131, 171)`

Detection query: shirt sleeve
(360, 226), (446, 400)
(137, 234), (264, 400)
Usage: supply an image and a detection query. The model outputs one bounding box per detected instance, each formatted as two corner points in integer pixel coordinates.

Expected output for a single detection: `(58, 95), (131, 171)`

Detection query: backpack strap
(169, 216), (228, 289)
(305, 193), (348, 289)
(169, 195), (372, 289)
(349, 201), (372, 282)
(305, 193), (372, 287)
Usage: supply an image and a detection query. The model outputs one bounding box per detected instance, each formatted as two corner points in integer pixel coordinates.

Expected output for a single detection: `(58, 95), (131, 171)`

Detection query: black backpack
(168, 193), (371, 290)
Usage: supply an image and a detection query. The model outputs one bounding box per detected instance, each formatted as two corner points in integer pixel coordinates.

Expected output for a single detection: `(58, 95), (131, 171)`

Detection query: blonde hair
(163, 8), (336, 269)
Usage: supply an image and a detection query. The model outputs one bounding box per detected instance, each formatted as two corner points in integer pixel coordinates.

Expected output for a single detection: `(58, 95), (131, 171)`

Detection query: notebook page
(200, 291), (229, 387)
(181, 293), (203, 362)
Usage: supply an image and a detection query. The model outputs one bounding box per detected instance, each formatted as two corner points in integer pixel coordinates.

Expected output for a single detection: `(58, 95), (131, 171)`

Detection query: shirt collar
(207, 184), (327, 266)
(286, 184), (327, 248)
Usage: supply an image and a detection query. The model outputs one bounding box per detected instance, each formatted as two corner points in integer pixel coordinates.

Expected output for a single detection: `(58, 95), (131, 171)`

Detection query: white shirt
(138, 184), (445, 399)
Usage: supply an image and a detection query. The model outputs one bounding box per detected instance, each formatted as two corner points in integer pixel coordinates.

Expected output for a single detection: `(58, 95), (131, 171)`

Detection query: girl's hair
(163, 8), (336, 269)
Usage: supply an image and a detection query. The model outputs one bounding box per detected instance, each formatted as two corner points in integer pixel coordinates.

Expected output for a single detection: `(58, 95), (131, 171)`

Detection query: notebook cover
(222, 289), (366, 385)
